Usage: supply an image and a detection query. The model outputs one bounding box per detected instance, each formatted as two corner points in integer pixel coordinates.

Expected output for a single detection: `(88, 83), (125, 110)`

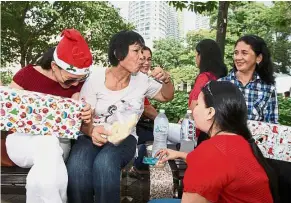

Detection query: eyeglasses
(59, 69), (90, 86)
(53, 62), (90, 86)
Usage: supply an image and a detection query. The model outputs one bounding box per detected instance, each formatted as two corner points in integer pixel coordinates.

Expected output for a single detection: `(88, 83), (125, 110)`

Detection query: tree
(216, 2), (230, 57)
(169, 65), (198, 84)
(169, 1), (251, 58)
(152, 38), (192, 68)
(1, 1), (133, 67)
(186, 29), (216, 50)
(0, 70), (13, 85)
(220, 1), (291, 73)
(267, 1), (291, 73)
(169, 1), (231, 56)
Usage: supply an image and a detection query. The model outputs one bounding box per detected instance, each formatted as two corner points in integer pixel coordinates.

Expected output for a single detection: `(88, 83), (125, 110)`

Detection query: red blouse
(188, 72), (216, 138)
(184, 135), (273, 203)
(13, 64), (83, 97)
(188, 72), (216, 106)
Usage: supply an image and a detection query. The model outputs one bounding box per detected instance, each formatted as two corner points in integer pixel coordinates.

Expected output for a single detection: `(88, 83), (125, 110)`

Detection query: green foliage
(208, 1), (291, 73)
(278, 96), (291, 126)
(168, 1), (217, 14)
(186, 29), (216, 51)
(0, 70), (13, 85)
(1, 1), (133, 67)
(170, 1), (291, 74)
(169, 65), (198, 84)
(152, 38), (193, 68)
(151, 91), (189, 123)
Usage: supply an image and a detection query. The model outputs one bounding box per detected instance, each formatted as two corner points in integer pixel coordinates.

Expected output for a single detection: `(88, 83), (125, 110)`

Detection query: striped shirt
(219, 70), (278, 123)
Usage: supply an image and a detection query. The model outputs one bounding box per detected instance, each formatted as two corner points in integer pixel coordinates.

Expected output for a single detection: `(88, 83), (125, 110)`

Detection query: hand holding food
(107, 114), (138, 145)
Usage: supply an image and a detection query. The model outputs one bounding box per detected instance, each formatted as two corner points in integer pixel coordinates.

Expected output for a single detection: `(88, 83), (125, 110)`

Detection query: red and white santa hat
(53, 29), (93, 75)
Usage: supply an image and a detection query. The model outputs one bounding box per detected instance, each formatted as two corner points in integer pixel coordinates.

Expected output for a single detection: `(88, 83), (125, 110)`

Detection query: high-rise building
(128, 1), (180, 49)
(194, 14), (210, 30)
(177, 11), (184, 39)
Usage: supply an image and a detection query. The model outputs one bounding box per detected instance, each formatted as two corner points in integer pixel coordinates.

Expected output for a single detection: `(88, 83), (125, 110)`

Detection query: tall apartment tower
(128, 1), (179, 49)
(194, 14), (210, 30)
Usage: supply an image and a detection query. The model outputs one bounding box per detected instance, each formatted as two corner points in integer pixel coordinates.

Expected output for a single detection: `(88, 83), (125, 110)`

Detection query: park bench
(2, 120), (291, 202)
(1, 131), (27, 195)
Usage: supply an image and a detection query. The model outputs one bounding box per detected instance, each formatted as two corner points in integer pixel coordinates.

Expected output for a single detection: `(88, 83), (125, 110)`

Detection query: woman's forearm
(81, 121), (94, 137)
(177, 151), (188, 161)
(160, 80), (174, 101)
(143, 104), (158, 120)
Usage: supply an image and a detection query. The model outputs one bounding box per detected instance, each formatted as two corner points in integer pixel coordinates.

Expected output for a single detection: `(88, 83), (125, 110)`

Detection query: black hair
(234, 35), (275, 85)
(108, 30), (145, 66)
(35, 47), (56, 70)
(142, 46), (152, 56)
(202, 81), (279, 203)
(196, 39), (227, 78)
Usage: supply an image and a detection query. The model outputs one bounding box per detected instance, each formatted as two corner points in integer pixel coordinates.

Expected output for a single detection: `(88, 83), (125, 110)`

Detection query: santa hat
(53, 29), (92, 75)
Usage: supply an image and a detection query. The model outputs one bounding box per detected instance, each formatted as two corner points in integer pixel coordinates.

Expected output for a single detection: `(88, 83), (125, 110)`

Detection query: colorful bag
(0, 86), (83, 139)
(248, 120), (291, 162)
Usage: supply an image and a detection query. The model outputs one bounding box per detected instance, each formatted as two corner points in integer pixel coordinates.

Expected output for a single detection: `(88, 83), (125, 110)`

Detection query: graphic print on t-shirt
(93, 97), (144, 127)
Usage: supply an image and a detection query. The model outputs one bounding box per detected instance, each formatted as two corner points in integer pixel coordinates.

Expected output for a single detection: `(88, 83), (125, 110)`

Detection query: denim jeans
(148, 199), (181, 203)
(66, 135), (137, 203)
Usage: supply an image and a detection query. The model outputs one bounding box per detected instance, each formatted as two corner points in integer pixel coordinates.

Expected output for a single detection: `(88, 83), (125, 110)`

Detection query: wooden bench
(1, 166), (28, 194)
(1, 133), (145, 200)
(1, 131), (27, 194)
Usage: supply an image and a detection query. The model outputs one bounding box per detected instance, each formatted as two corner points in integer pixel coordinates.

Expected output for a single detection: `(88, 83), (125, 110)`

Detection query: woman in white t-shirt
(66, 30), (174, 203)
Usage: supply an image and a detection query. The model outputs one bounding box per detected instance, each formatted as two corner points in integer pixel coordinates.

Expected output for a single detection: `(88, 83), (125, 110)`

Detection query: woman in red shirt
(153, 81), (279, 203)
(188, 39), (227, 145)
(5, 29), (92, 203)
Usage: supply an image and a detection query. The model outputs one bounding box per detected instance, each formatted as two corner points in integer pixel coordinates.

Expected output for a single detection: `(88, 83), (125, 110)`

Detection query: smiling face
(233, 41), (262, 74)
(140, 50), (152, 74)
(119, 43), (144, 74)
(192, 92), (215, 134)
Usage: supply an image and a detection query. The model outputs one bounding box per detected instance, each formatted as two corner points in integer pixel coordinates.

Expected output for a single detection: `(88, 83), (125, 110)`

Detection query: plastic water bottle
(152, 109), (169, 157)
(180, 110), (196, 152)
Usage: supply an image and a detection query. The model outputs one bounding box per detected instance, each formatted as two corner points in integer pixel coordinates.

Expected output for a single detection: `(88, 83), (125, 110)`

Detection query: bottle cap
(159, 109), (165, 113)
(187, 109), (192, 114)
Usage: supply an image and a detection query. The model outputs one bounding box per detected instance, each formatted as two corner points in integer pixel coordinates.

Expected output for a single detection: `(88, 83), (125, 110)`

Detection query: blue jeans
(148, 199), (181, 203)
(66, 135), (137, 203)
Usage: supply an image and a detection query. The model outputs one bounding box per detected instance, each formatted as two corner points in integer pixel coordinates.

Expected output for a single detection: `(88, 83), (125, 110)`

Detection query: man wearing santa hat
(5, 29), (93, 203)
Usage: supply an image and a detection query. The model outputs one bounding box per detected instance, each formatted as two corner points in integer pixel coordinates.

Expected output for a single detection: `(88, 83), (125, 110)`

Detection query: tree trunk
(216, 1), (230, 59)
(20, 53), (26, 68)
